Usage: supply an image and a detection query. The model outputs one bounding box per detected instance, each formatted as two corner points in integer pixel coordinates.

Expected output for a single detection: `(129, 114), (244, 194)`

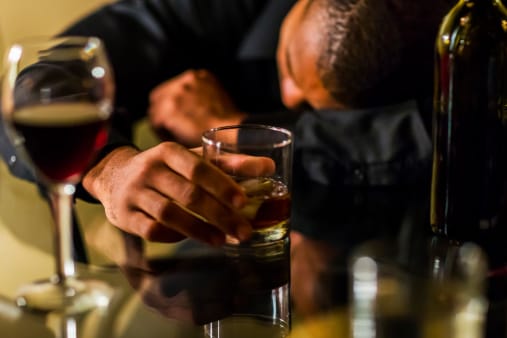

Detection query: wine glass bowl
(1, 36), (114, 313)
(3, 36), (113, 184)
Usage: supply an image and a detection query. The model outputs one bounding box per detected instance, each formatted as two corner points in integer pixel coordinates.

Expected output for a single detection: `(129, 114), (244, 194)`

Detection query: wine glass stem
(49, 183), (77, 283)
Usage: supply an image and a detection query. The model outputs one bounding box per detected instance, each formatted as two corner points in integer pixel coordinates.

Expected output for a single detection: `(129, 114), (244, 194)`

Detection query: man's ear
(280, 77), (305, 109)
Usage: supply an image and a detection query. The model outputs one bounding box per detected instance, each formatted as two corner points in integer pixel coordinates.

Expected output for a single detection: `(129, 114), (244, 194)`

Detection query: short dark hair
(309, 0), (453, 108)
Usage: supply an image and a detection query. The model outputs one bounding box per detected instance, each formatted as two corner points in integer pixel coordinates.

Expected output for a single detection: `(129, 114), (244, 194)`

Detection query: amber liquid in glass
(233, 178), (291, 245)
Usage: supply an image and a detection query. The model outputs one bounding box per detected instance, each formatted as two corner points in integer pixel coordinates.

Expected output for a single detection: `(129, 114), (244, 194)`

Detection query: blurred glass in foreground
(349, 238), (488, 338)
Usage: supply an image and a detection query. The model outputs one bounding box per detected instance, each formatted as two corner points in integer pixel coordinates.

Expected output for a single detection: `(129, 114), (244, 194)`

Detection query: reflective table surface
(0, 169), (346, 338)
(0, 205), (293, 338)
(2, 160), (507, 338)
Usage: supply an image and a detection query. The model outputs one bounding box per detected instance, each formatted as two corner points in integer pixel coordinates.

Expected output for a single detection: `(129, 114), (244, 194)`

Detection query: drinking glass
(349, 237), (488, 338)
(1, 36), (114, 313)
(202, 124), (293, 249)
(203, 240), (291, 338)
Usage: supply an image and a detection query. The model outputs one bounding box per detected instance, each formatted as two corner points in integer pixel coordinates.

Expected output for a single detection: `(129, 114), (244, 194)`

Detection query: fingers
(90, 144), (254, 245)
(211, 153), (276, 177)
(151, 103), (203, 146)
(122, 211), (189, 243)
(153, 203), (227, 246)
(156, 143), (248, 208)
(148, 69), (245, 147)
(194, 145), (276, 178)
(148, 70), (216, 146)
(121, 142), (253, 242)
(149, 95), (177, 127)
(149, 69), (212, 102)
(149, 75), (181, 102)
(123, 207), (225, 246)
(133, 174), (251, 242)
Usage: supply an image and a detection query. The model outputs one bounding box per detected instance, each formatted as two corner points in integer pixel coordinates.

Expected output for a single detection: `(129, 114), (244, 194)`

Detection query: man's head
(277, 0), (452, 111)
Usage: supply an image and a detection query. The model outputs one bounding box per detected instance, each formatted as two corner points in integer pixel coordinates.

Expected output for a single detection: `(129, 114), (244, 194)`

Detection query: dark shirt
(61, 0), (295, 138)
(247, 100), (433, 248)
(0, 0), (295, 192)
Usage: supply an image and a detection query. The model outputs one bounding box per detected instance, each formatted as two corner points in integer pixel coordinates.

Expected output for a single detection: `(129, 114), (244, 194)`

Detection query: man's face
(277, 0), (341, 110)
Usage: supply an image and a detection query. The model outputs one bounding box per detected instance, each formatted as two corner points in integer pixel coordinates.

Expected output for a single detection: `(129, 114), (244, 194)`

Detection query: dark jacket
(0, 0), (295, 191)
(62, 0), (295, 138)
(290, 101), (432, 247)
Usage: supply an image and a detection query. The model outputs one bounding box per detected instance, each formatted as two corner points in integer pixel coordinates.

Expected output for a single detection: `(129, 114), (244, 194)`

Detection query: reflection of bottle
(431, 0), (507, 265)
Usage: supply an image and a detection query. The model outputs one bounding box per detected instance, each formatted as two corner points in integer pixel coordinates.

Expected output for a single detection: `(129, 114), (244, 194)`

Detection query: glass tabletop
(2, 161), (507, 338)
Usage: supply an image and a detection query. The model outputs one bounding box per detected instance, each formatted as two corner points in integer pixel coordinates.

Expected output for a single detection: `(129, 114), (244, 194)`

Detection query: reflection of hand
(118, 234), (236, 325)
(290, 231), (346, 318)
(82, 143), (257, 245)
(123, 261), (234, 325)
(148, 69), (246, 147)
(117, 234), (289, 325)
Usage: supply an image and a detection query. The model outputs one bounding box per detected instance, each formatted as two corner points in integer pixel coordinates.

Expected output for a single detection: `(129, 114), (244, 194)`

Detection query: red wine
(431, 0), (507, 262)
(12, 102), (109, 183)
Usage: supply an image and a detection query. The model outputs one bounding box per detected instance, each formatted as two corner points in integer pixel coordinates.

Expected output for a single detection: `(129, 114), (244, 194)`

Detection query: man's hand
(290, 231), (342, 317)
(82, 143), (258, 246)
(148, 69), (246, 147)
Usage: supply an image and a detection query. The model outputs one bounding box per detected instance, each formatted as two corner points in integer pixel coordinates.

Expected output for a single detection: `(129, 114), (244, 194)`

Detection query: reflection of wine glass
(1, 36), (114, 313)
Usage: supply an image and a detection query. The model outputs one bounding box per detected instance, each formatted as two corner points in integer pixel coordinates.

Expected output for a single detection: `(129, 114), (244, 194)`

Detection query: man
(0, 0), (451, 246)
(145, 0), (452, 245)
(148, 0), (452, 145)
(0, 0), (296, 247)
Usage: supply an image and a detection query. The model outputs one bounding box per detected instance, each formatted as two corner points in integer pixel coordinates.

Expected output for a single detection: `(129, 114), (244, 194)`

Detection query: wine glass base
(15, 277), (114, 314)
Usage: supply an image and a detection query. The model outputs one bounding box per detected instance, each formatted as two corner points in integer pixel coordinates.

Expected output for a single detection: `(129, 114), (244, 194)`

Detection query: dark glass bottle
(431, 0), (507, 265)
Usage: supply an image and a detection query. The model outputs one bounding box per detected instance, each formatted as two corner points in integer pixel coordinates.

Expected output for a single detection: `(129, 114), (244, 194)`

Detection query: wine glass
(1, 36), (114, 313)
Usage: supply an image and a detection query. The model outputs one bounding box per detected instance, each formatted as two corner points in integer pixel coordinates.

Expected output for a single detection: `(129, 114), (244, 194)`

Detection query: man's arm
(61, 0), (274, 200)
(60, 0), (272, 133)
(147, 68), (301, 147)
